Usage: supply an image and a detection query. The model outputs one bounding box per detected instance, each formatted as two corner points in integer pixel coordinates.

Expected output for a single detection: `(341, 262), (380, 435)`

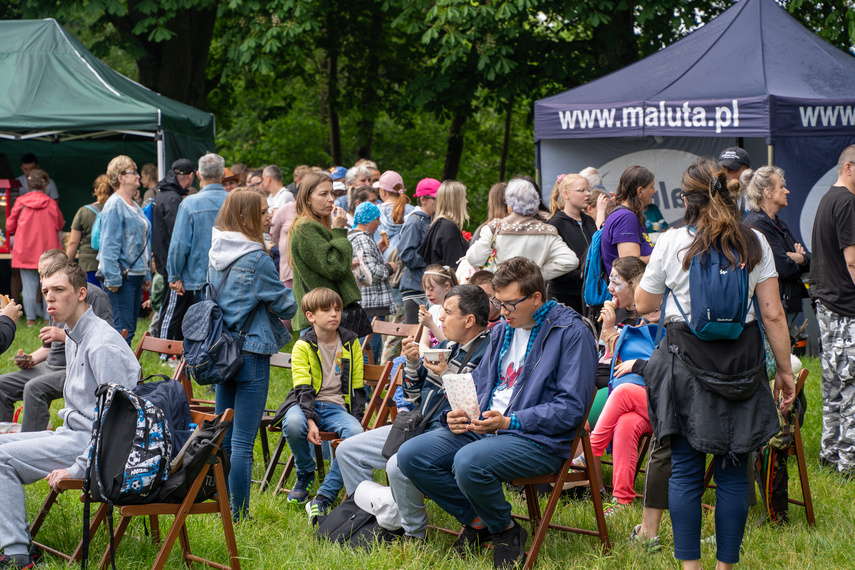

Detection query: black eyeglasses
(248, 181), (261, 187)
(121, 170), (139, 176)
(490, 295), (530, 312)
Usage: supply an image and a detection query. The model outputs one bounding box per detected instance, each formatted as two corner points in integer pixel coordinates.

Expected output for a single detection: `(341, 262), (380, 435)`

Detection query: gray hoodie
(61, 307), (140, 478)
(208, 227), (264, 272)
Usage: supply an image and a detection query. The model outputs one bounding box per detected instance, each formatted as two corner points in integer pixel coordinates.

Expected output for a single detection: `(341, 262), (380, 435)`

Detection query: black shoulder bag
(381, 334), (488, 458)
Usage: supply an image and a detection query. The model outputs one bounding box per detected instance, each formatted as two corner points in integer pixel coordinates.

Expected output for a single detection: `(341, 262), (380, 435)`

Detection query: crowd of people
(0, 142), (853, 570)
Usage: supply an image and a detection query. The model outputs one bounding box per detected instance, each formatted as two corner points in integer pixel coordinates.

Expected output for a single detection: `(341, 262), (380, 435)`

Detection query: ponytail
(391, 191), (410, 225)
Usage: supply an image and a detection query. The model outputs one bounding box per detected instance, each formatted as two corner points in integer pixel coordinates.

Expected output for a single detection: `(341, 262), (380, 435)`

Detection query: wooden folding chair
(431, 395), (610, 569)
(363, 318), (418, 365)
(97, 409), (239, 570)
(703, 369), (814, 526)
(258, 357), (394, 492)
(30, 480), (108, 562)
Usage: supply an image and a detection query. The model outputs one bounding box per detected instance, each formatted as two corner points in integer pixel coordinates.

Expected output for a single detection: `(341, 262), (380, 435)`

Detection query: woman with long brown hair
(635, 157), (795, 570)
(209, 188), (296, 520)
(66, 174), (113, 287)
(289, 172), (362, 333)
(600, 165), (656, 274)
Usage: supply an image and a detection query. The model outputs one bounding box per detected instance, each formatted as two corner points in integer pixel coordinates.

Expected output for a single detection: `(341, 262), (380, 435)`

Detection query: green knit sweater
(290, 219), (362, 331)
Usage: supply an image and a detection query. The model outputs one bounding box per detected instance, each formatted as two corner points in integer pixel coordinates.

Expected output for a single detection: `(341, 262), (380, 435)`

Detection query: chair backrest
(795, 368), (809, 398)
(190, 407), (234, 428)
(133, 331), (184, 360)
(270, 352), (292, 369)
(370, 319), (418, 338)
(361, 361), (394, 429)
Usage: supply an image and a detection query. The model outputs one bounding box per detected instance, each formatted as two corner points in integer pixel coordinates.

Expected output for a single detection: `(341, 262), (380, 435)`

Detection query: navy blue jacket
(467, 304), (597, 458)
(397, 209), (431, 291)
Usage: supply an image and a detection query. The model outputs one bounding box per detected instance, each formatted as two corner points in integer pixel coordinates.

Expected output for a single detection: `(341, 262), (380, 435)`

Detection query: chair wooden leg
(259, 424), (271, 466)
(523, 481), (558, 570)
(793, 418), (816, 527)
(260, 431), (288, 492)
(214, 463), (242, 570)
(315, 443), (326, 482)
(29, 488), (60, 539)
(98, 514), (132, 570)
(273, 454), (296, 496)
(582, 434), (611, 551)
(69, 503), (109, 562)
(177, 522), (192, 567)
(149, 514), (160, 543)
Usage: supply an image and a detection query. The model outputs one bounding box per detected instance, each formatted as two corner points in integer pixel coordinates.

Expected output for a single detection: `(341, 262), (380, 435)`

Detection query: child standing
(277, 287), (366, 522)
(417, 265), (458, 348)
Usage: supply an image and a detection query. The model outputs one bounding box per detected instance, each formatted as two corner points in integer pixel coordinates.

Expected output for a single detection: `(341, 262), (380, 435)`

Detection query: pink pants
(589, 383), (652, 504)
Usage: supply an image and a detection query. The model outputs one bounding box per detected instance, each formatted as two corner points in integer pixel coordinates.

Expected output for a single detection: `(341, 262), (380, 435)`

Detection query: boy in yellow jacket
(274, 287), (365, 522)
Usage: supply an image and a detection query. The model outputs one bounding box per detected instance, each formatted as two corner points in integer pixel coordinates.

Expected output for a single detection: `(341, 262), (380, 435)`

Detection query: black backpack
(134, 374), (193, 456)
(315, 495), (385, 550)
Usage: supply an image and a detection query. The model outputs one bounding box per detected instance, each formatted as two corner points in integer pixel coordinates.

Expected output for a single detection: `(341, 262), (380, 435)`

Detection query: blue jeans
(106, 274), (143, 346)
(283, 401), (363, 501)
(19, 269), (43, 321)
(669, 435), (750, 564)
(215, 352), (271, 520)
(397, 429), (563, 534)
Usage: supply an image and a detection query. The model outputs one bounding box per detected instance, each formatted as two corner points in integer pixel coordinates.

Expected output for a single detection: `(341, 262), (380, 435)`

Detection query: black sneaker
(492, 522), (528, 569)
(375, 527), (406, 544)
(452, 525), (493, 556)
(0, 554), (35, 569)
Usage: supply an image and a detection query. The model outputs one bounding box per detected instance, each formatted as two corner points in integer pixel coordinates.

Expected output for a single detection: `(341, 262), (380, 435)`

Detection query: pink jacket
(270, 201), (297, 285)
(8, 191), (64, 269)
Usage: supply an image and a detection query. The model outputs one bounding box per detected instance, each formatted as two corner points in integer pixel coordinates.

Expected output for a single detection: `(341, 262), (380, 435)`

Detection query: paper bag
(444, 373), (480, 422)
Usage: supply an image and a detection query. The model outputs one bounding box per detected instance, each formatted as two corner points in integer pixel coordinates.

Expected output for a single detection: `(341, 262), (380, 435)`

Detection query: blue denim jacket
(167, 184), (228, 290)
(208, 229), (297, 354)
(97, 193), (151, 287)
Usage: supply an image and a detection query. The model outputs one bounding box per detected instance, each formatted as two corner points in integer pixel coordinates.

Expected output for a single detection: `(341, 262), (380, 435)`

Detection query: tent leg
(156, 127), (165, 180)
(768, 143), (774, 166)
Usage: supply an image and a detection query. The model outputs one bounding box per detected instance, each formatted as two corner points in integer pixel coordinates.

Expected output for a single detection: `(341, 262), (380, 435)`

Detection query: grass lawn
(5, 317), (852, 569)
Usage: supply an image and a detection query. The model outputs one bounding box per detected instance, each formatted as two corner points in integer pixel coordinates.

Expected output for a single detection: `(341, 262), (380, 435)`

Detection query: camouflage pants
(816, 302), (855, 472)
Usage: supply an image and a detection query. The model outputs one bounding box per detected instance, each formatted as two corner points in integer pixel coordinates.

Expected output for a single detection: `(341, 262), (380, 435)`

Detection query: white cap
(354, 481), (402, 531)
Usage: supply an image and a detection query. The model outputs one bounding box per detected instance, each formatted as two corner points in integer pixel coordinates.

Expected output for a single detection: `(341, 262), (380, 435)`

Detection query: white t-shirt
(267, 187), (295, 211)
(492, 327), (531, 415)
(639, 227), (777, 324)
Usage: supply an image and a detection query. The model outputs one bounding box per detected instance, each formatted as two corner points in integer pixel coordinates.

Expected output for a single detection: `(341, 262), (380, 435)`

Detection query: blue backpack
(663, 246), (754, 341)
(86, 204), (103, 250)
(583, 228), (610, 307)
(181, 259), (261, 385)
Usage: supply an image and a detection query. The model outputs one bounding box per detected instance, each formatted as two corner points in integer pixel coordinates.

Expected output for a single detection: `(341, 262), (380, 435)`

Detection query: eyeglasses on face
(490, 294), (530, 312)
(121, 170), (139, 176)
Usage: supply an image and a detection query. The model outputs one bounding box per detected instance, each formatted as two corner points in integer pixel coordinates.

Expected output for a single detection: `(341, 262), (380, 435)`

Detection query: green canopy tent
(0, 18), (215, 225)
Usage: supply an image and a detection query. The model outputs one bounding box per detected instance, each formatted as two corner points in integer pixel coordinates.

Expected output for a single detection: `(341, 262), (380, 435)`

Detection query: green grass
(6, 317), (852, 569)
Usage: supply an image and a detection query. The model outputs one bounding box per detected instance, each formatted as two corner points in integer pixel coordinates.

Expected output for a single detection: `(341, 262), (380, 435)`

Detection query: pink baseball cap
(373, 170), (405, 194)
(414, 177), (441, 198)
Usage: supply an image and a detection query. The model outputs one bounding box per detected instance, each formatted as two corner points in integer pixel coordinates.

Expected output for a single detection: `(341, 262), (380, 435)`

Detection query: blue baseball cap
(354, 201), (381, 225)
(330, 166), (348, 180)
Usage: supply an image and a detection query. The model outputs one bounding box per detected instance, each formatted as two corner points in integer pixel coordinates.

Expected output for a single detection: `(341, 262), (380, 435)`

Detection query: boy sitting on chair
(0, 261), (139, 569)
(273, 287), (366, 523)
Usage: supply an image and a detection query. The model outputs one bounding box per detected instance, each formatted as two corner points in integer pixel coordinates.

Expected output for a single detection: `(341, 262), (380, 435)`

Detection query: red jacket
(8, 191), (64, 269)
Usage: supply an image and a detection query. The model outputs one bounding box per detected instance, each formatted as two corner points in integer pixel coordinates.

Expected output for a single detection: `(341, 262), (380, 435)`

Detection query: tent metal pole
(156, 109), (165, 180)
(768, 144), (774, 166)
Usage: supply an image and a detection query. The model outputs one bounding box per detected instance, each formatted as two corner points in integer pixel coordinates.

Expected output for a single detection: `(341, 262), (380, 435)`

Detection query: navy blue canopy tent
(535, 0), (855, 246)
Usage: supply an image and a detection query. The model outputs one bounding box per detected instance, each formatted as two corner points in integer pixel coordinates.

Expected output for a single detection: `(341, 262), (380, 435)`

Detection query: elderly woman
(66, 174), (114, 287)
(743, 166), (810, 323)
(7, 169), (64, 324)
(467, 178), (578, 281)
(97, 155), (151, 345)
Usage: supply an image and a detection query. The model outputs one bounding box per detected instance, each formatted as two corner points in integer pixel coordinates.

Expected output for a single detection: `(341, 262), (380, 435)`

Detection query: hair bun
(739, 168), (754, 188)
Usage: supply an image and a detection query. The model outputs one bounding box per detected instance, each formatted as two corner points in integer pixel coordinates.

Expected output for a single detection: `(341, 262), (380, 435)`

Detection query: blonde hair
(548, 177), (563, 216)
(421, 264), (458, 291)
(743, 166), (786, 211)
(93, 174), (114, 204)
(432, 180), (469, 229)
(106, 155), (136, 189)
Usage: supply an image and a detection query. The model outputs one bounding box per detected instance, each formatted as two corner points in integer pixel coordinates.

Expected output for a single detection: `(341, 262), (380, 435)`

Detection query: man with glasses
(397, 256), (597, 569)
(811, 145), (855, 477)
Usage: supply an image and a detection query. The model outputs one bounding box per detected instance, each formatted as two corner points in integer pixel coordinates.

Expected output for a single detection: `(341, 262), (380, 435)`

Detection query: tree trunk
(327, 49), (342, 165)
(131, 6), (218, 110)
(355, 9), (384, 159)
(442, 114), (467, 181)
(499, 96), (514, 181)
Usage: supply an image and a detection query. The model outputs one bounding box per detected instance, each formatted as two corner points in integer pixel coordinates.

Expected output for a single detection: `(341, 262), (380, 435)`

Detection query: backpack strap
(208, 259), (241, 302)
(85, 204), (100, 215)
